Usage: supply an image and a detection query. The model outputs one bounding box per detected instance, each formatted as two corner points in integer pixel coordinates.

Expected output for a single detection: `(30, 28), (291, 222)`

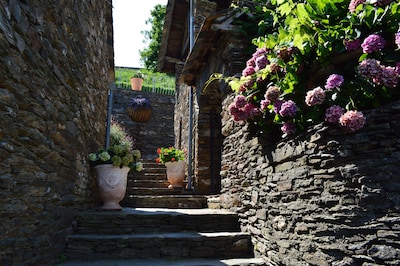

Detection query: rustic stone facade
(0, 1), (113, 265)
(220, 97), (400, 265)
(111, 88), (175, 161)
(173, 4), (250, 193)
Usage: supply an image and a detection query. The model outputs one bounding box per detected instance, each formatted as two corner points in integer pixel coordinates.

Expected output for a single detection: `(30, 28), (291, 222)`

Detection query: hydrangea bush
(220, 0), (400, 137)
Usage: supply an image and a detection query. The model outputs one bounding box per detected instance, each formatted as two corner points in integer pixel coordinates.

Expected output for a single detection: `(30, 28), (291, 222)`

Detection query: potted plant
(156, 147), (186, 189)
(126, 97), (153, 123)
(130, 71), (145, 91)
(89, 120), (143, 210)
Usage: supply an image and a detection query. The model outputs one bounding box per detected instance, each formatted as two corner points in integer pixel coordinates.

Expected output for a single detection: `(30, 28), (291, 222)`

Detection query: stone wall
(0, 1), (113, 265)
(220, 96), (400, 265)
(111, 88), (175, 161)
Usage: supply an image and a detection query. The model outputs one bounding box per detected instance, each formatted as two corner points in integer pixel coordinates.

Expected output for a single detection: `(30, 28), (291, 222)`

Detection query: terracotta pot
(130, 77), (143, 91)
(94, 164), (130, 210)
(165, 161), (186, 188)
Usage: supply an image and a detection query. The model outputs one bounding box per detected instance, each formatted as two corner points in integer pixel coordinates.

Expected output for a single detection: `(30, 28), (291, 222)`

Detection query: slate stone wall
(0, 1), (113, 265)
(111, 88), (175, 161)
(220, 96), (400, 265)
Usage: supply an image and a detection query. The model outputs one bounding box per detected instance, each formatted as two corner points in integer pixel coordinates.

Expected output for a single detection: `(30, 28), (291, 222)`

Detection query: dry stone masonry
(0, 1), (113, 265)
(220, 97), (400, 265)
(111, 88), (175, 161)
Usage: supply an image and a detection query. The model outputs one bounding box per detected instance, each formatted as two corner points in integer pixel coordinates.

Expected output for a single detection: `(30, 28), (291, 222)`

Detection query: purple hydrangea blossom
(281, 121), (297, 135)
(279, 100), (298, 118)
(273, 99), (284, 114)
(358, 59), (399, 88)
(325, 105), (345, 124)
(358, 58), (382, 78)
(344, 39), (361, 51)
(255, 55), (269, 71)
(264, 86), (281, 103)
(242, 65), (256, 77)
(339, 110), (366, 132)
(305, 86), (326, 106)
(395, 32), (400, 49)
(380, 66), (399, 88)
(396, 62), (400, 75)
(361, 34), (386, 54)
(325, 74), (344, 90)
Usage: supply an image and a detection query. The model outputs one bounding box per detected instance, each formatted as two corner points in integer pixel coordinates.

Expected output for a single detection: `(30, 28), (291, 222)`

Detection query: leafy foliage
(156, 147), (186, 164)
(139, 4), (166, 71)
(223, 0), (400, 137)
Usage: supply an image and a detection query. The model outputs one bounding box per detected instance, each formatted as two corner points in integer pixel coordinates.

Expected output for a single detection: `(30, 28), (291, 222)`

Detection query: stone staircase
(59, 161), (268, 266)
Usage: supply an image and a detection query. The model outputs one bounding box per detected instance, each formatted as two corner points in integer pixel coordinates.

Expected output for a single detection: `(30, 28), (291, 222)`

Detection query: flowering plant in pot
(89, 121), (143, 171)
(155, 146), (185, 164)
(89, 120), (143, 210)
(126, 97), (153, 122)
(208, 0), (400, 139)
(130, 71), (145, 91)
(155, 147), (186, 189)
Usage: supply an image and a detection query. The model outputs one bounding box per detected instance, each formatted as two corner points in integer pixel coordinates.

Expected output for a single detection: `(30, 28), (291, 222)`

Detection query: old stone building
(158, 0), (400, 265)
(158, 0), (249, 193)
(0, 1), (113, 264)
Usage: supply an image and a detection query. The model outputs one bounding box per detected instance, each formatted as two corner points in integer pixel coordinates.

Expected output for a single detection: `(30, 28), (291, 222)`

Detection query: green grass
(115, 67), (175, 95)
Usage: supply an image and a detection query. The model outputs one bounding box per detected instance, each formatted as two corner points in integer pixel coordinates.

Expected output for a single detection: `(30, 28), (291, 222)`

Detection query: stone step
(121, 195), (208, 209)
(57, 257), (269, 266)
(65, 231), (254, 260)
(128, 179), (170, 188)
(126, 187), (192, 195)
(72, 208), (241, 234)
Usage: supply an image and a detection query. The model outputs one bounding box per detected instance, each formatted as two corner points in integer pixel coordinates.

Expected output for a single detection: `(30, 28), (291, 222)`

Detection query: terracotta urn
(165, 161), (186, 188)
(94, 164), (129, 210)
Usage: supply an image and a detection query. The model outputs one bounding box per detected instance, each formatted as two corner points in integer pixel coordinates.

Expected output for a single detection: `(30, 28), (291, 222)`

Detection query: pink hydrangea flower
(325, 105), (345, 124)
(233, 95), (247, 108)
(244, 102), (261, 117)
(325, 74), (344, 90)
(246, 57), (256, 67)
(305, 86), (326, 106)
(281, 121), (297, 135)
(260, 99), (271, 112)
(242, 65), (255, 77)
(361, 34), (386, 54)
(339, 110), (366, 132)
(349, 0), (365, 13)
(252, 47), (268, 58)
(279, 100), (298, 118)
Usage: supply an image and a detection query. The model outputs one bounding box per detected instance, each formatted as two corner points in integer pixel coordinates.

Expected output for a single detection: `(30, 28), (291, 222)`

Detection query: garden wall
(220, 96), (400, 265)
(0, 1), (113, 265)
(111, 88), (175, 161)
